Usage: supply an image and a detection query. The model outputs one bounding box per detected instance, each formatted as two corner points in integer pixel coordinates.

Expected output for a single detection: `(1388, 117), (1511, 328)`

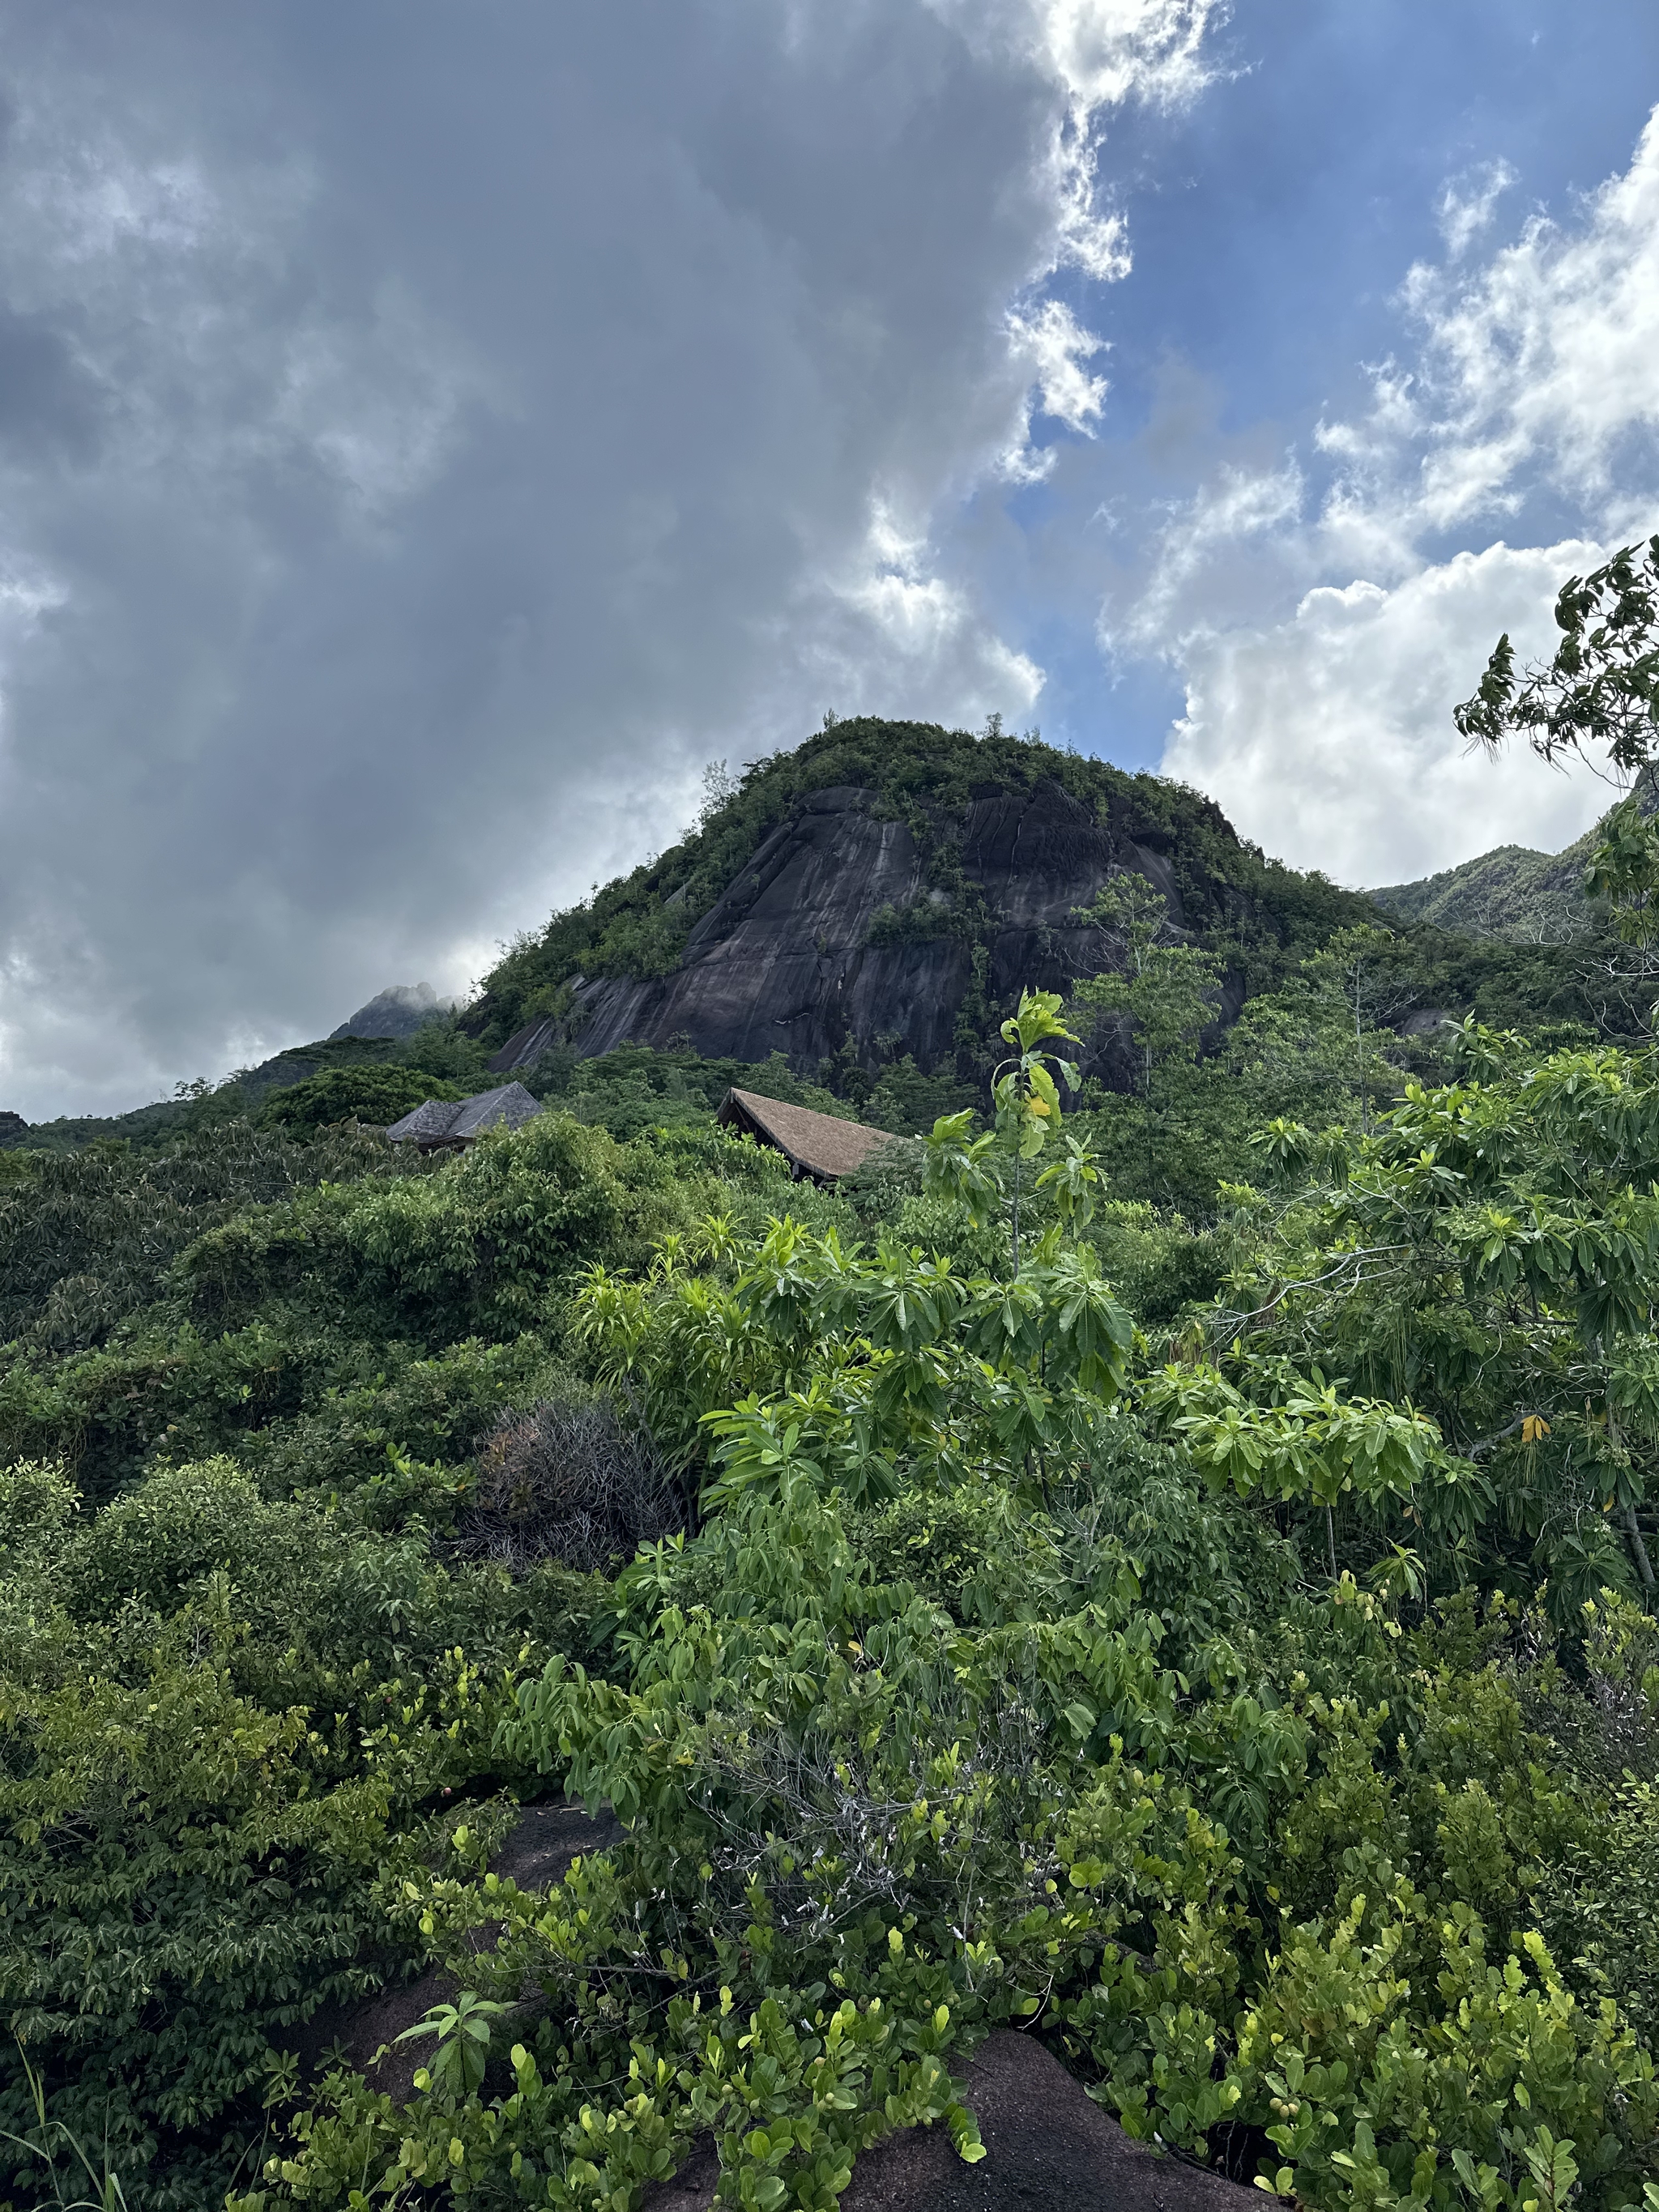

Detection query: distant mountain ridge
(1369, 781), (1653, 944)
(331, 982), (458, 1041)
(1368, 833), (1598, 943)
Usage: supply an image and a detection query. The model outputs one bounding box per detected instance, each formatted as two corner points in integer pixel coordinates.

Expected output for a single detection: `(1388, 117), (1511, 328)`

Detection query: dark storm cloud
(6, 0), (1657, 1114)
(0, 304), (104, 458)
(0, 0), (1135, 1115)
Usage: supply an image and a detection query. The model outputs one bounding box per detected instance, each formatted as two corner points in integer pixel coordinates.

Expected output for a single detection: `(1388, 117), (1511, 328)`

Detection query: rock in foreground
(292, 1799), (624, 2103)
(645, 2031), (1265, 2212)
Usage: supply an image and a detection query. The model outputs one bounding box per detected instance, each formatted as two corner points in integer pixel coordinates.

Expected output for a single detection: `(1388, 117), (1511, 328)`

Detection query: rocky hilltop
(330, 981), (458, 1041)
(472, 719), (1376, 1081)
(497, 775), (1183, 1072)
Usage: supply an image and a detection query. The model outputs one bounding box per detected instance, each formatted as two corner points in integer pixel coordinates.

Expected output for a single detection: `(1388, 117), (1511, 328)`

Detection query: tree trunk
(1605, 1383), (1652, 1590)
(1623, 1501), (1655, 1591)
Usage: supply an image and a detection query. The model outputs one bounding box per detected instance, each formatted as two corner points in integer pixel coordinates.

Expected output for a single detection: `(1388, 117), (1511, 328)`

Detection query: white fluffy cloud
(1149, 107), (1659, 885)
(1166, 543), (1608, 887)
(1402, 112), (1659, 527)
(1007, 299), (1110, 438)
(1435, 160), (1516, 262)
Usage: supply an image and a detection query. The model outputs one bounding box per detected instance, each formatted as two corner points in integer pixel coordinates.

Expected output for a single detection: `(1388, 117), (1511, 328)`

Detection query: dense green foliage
(1457, 539), (1659, 779)
(13, 730), (1659, 2211)
(6, 958), (1659, 2210)
(259, 1066), (465, 1134)
(1369, 836), (1601, 944)
(522, 1046), (859, 1143)
(0, 1109), (846, 2206)
(235, 1046), (1659, 2212)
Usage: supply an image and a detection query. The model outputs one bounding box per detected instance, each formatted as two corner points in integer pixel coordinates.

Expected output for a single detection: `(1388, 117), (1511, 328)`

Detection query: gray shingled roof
(714, 1088), (893, 1183)
(386, 1096), (468, 1144)
(386, 1081), (544, 1147)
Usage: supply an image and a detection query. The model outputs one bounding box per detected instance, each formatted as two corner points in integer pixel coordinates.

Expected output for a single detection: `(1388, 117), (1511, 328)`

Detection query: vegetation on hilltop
(1370, 775), (1659, 950)
(468, 719), (1382, 1051)
(1370, 833), (1602, 942)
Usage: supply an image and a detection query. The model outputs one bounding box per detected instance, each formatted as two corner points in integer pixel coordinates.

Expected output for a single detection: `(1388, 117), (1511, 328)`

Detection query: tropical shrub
(259, 1066), (463, 1134)
(6, 965), (1659, 2209)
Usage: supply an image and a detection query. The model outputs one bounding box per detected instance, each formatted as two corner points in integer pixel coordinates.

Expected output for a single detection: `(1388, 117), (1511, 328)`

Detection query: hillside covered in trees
(12, 548), (1659, 2212)
(1369, 778), (1659, 948)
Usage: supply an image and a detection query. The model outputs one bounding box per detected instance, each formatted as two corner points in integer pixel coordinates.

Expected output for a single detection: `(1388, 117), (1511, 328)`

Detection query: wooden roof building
(386, 1081), (544, 1153)
(714, 1088), (893, 1184)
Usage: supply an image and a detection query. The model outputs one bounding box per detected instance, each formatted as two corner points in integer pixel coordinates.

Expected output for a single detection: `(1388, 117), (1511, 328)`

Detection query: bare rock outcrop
(290, 1797), (623, 2102)
(491, 778), (1239, 1080)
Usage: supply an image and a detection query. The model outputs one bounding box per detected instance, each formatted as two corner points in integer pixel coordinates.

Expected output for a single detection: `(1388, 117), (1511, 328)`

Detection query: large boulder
(645, 2031), (1268, 2212)
(492, 778), (1197, 1079)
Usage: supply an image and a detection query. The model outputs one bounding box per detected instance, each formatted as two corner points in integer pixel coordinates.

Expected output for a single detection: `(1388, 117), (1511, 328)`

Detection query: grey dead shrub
(453, 1398), (683, 1574)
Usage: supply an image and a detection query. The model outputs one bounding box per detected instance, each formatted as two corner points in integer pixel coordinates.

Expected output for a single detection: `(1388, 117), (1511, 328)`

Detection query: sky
(2, 2), (1659, 1118)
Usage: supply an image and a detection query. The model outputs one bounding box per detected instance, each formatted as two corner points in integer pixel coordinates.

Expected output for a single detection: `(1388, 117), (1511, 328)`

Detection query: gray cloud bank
(0, 0), (1208, 1117)
(5, 1), (1645, 1121)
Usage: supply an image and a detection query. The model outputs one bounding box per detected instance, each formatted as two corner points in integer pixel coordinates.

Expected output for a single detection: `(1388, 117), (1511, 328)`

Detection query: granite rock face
(493, 778), (1240, 1079)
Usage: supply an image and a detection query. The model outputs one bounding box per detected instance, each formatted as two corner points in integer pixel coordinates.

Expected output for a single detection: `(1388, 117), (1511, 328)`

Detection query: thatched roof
(386, 1081), (544, 1150)
(714, 1088), (894, 1183)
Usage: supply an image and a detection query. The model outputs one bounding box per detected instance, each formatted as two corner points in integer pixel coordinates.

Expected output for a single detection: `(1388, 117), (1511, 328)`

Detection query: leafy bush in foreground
(247, 1166), (1659, 2210)
(10, 961), (1659, 2208)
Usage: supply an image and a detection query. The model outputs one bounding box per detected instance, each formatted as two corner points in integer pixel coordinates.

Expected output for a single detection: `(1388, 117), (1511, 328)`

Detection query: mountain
(331, 981), (458, 1041)
(1368, 781), (1657, 944)
(1368, 828), (1602, 942)
(471, 718), (1378, 1082)
(10, 724), (1615, 1151)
